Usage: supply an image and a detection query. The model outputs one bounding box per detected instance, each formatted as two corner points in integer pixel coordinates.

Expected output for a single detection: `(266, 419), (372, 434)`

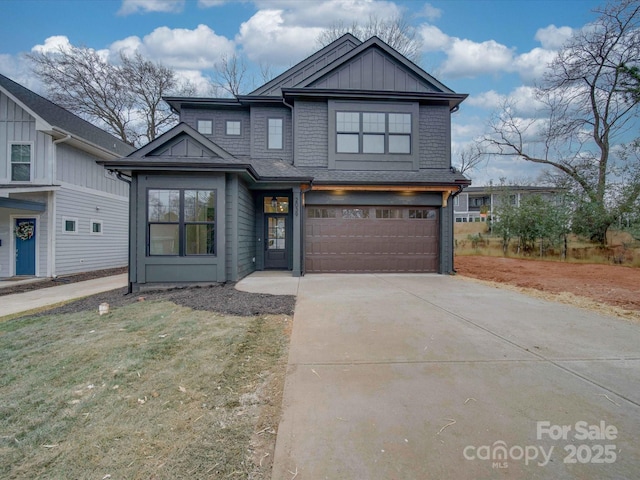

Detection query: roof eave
(281, 88), (468, 110)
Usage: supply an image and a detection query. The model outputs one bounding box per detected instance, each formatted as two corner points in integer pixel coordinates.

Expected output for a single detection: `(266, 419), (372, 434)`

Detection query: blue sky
(0, 0), (605, 184)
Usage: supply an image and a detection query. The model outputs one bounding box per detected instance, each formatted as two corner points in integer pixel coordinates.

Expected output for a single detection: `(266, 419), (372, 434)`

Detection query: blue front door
(15, 218), (36, 276)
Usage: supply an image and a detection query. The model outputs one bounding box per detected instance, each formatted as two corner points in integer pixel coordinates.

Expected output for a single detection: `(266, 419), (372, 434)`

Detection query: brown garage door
(305, 206), (439, 273)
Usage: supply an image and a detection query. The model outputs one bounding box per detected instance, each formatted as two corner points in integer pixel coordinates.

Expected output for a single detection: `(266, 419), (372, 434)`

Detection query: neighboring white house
(454, 186), (564, 223)
(0, 73), (134, 278)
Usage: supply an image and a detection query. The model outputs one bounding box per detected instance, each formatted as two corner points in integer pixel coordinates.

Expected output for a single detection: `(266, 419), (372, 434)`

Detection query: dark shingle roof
(0, 73), (134, 157)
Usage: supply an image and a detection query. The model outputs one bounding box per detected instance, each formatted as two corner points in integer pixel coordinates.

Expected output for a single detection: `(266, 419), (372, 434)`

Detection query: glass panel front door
(265, 214), (288, 269)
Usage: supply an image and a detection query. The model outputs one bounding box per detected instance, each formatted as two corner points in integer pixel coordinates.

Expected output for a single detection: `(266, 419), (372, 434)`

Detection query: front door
(265, 214), (288, 269)
(15, 218), (36, 276)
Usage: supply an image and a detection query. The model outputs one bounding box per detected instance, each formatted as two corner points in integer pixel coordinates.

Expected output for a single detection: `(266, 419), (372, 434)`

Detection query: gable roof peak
(248, 33), (362, 96)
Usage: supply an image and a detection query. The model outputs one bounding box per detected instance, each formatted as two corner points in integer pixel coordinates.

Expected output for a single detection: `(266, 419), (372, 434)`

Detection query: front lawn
(0, 300), (290, 479)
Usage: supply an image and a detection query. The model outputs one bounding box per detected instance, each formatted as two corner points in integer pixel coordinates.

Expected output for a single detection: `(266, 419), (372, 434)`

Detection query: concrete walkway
(271, 274), (640, 479)
(0, 274), (128, 318)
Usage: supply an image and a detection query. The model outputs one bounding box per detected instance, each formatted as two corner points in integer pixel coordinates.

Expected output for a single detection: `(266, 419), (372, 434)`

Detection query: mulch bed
(28, 283), (296, 318)
(3, 267), (296, 318)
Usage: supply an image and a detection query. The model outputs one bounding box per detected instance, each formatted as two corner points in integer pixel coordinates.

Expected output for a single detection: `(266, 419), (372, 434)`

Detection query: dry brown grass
(0, 301), (291, 479)
(454, 226), (640, 267)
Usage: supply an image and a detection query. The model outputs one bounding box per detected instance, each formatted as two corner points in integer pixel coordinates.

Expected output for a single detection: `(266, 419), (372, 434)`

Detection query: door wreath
(15, 221), (35, 241)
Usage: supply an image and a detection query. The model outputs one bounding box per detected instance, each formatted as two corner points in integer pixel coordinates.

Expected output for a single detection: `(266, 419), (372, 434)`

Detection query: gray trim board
(0, 197), (46, 211)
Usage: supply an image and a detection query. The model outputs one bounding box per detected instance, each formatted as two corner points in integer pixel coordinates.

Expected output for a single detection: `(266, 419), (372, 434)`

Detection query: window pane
(185, 190), (215, 222)
(268, 118), (283, 149)
(65, 220), (76, 232)
(148, 190), (179, 222)
(336, 112), (359, 132)
(11, 164), (30, 181)
(389, 134), (411, 153)
(186, 224), (215, 255)
(150, 224), (179, 255)
(267, 217), (286, 250)
(388, 113), (411, 133)
(363, 134), (384, 153)
(264, 196), (289, 213)
(342, 208), (370, 219)
(226, 120), (240, 135)
(92, 222), (102, 233)
(337, 133), (359, 153)
(197, 120), (212, 135)
(362, 113), (385, 133)
(11, 144), (31, 162)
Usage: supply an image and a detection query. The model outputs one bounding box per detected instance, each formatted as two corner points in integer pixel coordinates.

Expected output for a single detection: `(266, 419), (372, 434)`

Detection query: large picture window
(148, 189), (216, 256)
(11, 143), (32, 181)
(336, 112), (411, 154)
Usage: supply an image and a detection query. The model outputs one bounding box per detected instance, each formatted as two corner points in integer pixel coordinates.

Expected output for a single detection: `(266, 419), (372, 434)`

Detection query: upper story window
(10, 143), (32, 181)
(329, 100), (418, 171)
(197, 120), (213, 135)
(268, 118), (283, 149)
(147, 189), (216, 256)
(226, 120), (241, 136)
(336, 111), (411, 154)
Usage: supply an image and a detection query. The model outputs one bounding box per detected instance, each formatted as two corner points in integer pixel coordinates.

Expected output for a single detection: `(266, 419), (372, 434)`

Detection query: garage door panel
(305, 206), (439, 273)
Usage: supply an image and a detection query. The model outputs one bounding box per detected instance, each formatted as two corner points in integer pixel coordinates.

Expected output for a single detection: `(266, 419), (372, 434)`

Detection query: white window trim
(9, 141), (34, 183)
(197, 119), (213, 135)
(62, 216), (79, 234)
(90, 219), (103, 235)
(225, 120), (241, 136)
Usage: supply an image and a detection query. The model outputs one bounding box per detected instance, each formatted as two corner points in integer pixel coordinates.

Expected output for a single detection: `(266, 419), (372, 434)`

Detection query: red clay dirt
(455, 255), (640, 312)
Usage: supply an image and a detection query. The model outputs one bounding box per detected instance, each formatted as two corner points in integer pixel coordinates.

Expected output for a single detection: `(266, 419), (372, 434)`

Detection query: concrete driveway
(270, 274), (640, 480)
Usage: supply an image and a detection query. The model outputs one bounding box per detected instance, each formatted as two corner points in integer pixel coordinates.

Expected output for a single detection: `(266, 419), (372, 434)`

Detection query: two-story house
(0, 73), (134, 279)
(101, 35), (470, 291)
(454, 186), (565, 223)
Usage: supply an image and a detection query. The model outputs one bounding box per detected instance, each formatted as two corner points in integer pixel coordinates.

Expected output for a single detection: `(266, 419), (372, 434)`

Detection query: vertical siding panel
(362, 51), (373, 90)
(236, 179), (255, 279)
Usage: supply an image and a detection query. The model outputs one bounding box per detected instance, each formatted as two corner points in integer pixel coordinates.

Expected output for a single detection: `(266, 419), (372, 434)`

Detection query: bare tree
(213, 53), (247, 97)
(28, 46), (191, 146)
(317, 14), (423, 63)
(28, 46), (136, 144)
(482, 0), (640, 244)
(119, 52), (194, 145)
(258, 60), (276, 84)
(453, 144), (485, 175)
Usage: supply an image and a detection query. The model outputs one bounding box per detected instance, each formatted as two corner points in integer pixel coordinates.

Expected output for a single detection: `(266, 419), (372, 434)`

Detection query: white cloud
(509, 86), (546, 117)
(513, 47), (557, 83)
(198, 0), (228, 6)
(418, 3), (442, 21)
(441, 38), (515, 78)
(535, 25), (573, 50)
(419, 24), (450, 52)
(32, 35), (110, 61)
(252, 0), (401, 27)
(118, 0), (185, 16)
(466, 90), (506, 110)
(109, 36), (144, 60)
(175, 69), (215, 95)
(237, 10), (322, 65)
(31, 35), (73, 54)
(109, 25), (235, 70)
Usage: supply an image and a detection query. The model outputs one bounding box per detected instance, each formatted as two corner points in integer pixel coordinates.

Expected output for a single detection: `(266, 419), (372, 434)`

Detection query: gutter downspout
(50, 134), (72, 278)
